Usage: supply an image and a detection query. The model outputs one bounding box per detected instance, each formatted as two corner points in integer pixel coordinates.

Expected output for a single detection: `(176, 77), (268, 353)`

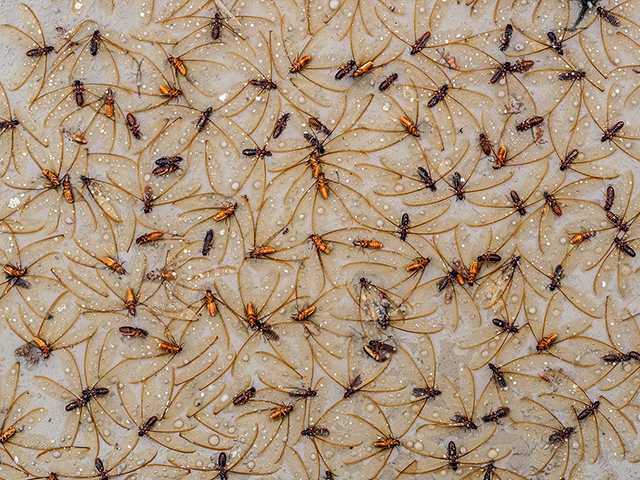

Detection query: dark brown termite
(516, 116), (544, 132)
(202, 229), (214, 256)
(499, 24), (513, 52)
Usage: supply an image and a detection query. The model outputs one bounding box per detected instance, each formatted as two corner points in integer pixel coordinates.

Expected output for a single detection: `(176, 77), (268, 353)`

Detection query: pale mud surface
(0, 0), (640, 479)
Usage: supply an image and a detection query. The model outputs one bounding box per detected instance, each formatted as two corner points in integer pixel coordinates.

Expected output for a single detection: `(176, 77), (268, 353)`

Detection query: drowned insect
(11, 291), (96, 366)
(0, 4), (55, 104)
(539, 369), (636, 463)
(0, 363), (51, 460)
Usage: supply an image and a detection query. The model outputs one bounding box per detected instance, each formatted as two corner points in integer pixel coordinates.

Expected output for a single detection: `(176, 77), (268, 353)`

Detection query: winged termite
(32, 338), (122, 454)
(38, 444), (173, 480)
(358, 140), (458, 206)
(267, 287), (352, 369)
(58, 86), (136, 153)
(174, 192), (247, 267)
(0, 230), (65, 317)
(355, 276), (442, 337)
(124, 52), (188, 112)
(510, 398), (582, 478)
(475, 108), (555, 170)
(395, 429), (506, 478)
(0, 363), (51, 459)
(371, 339), (442, 415)
(401, 150), (515, 210)
(584, 81), (640, 163)
(271, 16), (336, 108)
(352, 84), (456, 152)
(231, 387), (301, 466)
(10, 291), (96, 366)
(0, 4), (55, 104)
(115, 369), (197, 453)
(406, 236), (481, 332)
(167, 427), (277, 477)
(4, 139), (91, 236)
(342, 395), (420, 479)
(143, 241), (235, 315)
(588, 297), (640, 407)
(515, 292), (609, 370)
(575, 0), (640, 72)
(410, 365), (487, 433)
(51, 20), (139, 86)
(392, 60), (493, 147)
(538, 369), (636, 463)
(218, 31), (284, 132)
(451, 40), (536, 110)
(166, 7), (272, 56)
(77, 174), (128, 228)
(521, 250), (603, 318)
(507, 17), (576, 58)
(0, 80), (48, 177)
(107, 157), (201, 234)
(549, 116), (618, 179)
(458, 304), (525, 370)
(113, 313), (219, 385)
(72, 255), (160, 319)
(315, 335), (405, 401)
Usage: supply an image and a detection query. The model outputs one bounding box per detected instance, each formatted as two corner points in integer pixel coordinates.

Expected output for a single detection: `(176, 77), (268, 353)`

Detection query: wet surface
(1, 0), (640, 479)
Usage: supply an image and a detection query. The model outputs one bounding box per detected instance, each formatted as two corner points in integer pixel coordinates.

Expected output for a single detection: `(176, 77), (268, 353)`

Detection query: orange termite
(246, 302), (257, 327)
(103, 88), (115, 118)
(100, 257), (126, 275)
(536, 334), (558, 351)
(270, 405), (293, 419)
(310, 234), (330, 254)
(62, 128), (87, 144)
(125, 288), (136, 315)
(203, 290), (217, 316)
(407, 256), (430, 272)
(467, 261), (480, 285)
(374, 438), (400, 449)
(213, 202), (237, 221)
(136, 231), (163, 245)
(168, 56), (187, 75)
(290, 55), (311, 73)
(352, 61), (373, 77)
(570, 230), (596, 244)
(309, 153), (322, 178)
(316, 173), (330, 199)
(42, 170), (61, 188)
(292, 305), (316, 321)
(158, 339), (182, 354)
(353, 239), (383, 251)
(493, 145), (507, 169)
(400, 116), (420, 137)
(61, 174), (73, 203)
(3, 264), (27, 277)
(158, 84), (182, 98)
(248, 245), (276, 258)
(363, 344), (385, 362)
(32, 337), (51, 358)
(0, 426), (16, 443)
